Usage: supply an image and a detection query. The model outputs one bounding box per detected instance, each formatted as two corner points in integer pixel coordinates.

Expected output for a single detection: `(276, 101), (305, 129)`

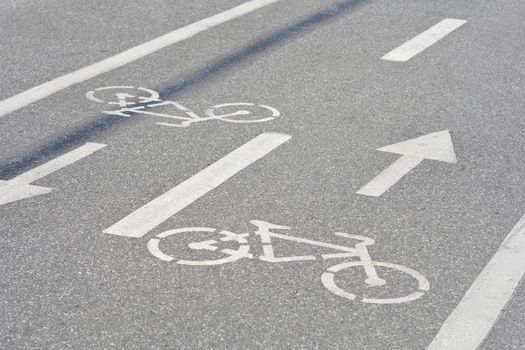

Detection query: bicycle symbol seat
(147, 220), (430, 304)
(86, 86), (281, 128)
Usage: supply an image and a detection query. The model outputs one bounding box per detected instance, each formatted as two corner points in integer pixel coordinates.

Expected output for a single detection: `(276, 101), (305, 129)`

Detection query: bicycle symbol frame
(147, 220), (430, 304)
(86, 86), (280, 128)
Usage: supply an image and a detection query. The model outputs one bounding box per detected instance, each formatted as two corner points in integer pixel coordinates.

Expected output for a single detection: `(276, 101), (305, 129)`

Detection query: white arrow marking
(0, 142), (106, 206)
(357, 130), (457, 197)
(104, 133), (291, 238)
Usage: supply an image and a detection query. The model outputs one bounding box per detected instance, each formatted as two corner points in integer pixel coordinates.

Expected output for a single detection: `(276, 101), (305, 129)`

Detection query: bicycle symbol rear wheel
(321, 261), (430, 304)
(147, 227), (251, 266)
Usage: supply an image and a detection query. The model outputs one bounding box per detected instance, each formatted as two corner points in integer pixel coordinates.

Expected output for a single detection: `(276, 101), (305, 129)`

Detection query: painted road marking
(104, 133), (291, 238)
(86, 86), (281, 128)
(0, 142), (106, 206)
(0, 0), (283, 119)
(381, 18), (467, 62)
(427, 212), (525, 350)
(357, 130), (457, 197)
(146, 219), (429, 304)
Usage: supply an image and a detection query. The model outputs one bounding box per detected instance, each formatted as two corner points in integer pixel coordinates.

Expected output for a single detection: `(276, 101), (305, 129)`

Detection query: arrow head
(377, 130), (457, 163)
(0, 180), (53, 206)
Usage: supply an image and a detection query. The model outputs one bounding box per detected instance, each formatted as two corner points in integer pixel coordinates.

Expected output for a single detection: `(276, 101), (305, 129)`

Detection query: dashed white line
(427, 212), (525, 350)
(104, 133), (291, 238)
(382, 18), (467, 62)
(0, 0), (283, 118)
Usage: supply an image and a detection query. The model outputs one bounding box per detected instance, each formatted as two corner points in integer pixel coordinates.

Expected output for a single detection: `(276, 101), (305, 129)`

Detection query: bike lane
(1, 0), (524, 348)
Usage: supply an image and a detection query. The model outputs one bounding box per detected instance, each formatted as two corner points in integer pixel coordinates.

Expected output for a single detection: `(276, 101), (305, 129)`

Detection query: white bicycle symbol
(86, 86), (280, 128)
(147, 220), (430, 304)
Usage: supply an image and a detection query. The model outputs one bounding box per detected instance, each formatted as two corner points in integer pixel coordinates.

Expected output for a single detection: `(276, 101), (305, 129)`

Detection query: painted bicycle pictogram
(147, 220), (430, 304)
(86, 86), (280, 128)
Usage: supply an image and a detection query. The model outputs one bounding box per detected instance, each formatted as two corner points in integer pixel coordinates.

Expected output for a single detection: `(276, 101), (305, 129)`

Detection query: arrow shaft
(12, 143), (106, 184)
(357, 155), (423, 197)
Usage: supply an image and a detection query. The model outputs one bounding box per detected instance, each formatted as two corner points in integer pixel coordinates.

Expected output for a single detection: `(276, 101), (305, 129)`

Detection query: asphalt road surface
(1, 0), (524, 349)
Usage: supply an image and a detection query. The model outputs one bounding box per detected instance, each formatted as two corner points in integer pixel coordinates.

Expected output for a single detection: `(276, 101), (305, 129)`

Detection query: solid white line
(356, 155), (423, 197)
(0, 0), (282, 118)
(427, 213), (525, 350)
(382, 18), (466, 62)
(104, 133), (291, 238)
(11, 142), (106, 184)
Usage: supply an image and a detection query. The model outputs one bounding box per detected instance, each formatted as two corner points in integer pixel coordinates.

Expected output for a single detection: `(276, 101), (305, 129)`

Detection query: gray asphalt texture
(1, 0), (524, 349)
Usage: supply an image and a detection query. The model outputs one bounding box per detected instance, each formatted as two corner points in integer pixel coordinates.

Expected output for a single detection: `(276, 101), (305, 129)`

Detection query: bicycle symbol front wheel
(205, 103), (280, 124)
(321, 261), (430, 304)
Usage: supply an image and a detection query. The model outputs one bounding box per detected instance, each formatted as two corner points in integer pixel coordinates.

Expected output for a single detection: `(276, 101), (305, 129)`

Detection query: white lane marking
(427, 213), (525, 350)
(0, 143), (106, 206)
(357, 130), (457, 197)
(104, 133), (291, 238)
(381, 18), (467, 62)
(0, 0), (283, 118)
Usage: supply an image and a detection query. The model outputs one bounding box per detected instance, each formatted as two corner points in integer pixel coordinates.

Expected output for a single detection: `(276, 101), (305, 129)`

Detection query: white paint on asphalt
(147, 227), (218, 262)
(10, 143), (106, 184)
(427, 213), (525, 350)
(322, 261), (428, 304)
(0, 142), (106, 206)
(104, 133), (291, 238)
(357, 130), (457, 197)
(146, 219), (430, 304)
(357, 155), (424, 197)
(87, 86), (281, 127)
(0, 0), (283, 118)
(381, 18), (467, 62)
